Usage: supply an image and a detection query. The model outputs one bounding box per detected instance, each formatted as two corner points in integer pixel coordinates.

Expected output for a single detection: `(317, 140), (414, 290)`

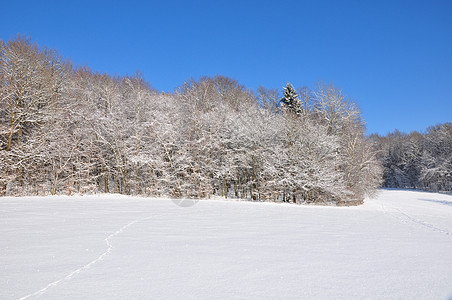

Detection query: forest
(372, 124), (452, 192)
(0, 36), (449, 205)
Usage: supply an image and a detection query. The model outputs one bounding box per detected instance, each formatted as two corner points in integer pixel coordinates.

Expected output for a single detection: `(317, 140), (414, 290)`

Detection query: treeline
(371, 124), (452, 192)
(0, 36), (383, 205)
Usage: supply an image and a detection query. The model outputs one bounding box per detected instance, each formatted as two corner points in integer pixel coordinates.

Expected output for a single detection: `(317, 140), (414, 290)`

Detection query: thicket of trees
(0, 36), (383, 205)
(372, 123), (452, 192)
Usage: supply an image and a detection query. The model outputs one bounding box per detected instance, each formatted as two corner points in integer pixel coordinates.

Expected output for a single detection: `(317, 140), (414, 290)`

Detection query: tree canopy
(0, 36), (387, 204)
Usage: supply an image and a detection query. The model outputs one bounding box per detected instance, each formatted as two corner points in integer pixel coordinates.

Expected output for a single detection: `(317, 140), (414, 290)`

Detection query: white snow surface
(1, 190), (452, 299)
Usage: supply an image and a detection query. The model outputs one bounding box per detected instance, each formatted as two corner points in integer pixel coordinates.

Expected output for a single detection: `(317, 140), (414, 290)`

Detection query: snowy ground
(1, 190), (452, 299)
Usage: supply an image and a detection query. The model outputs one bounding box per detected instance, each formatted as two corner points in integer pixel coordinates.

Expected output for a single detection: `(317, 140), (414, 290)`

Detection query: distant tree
(296, 85), (313, 115)
(419, 123), (452, 192)
(0, 35), (71, 195)
(256, 85), (280, 113)
(280, 82), (303, 115)
(374, 123), (451, 193)
(310, 82), (382, 201)
(0, 35), (68, 151)
(312, 82), (362, 135)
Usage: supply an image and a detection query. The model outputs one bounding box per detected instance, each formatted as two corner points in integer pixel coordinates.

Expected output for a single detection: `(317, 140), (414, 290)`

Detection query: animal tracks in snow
(379, 200), (452, 237)
(18, 215), (154, 300)
(392, 207), (452, 236)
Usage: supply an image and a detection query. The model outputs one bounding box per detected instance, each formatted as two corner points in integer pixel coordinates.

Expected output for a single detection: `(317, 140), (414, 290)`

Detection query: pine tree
(280, 82), (302, 115)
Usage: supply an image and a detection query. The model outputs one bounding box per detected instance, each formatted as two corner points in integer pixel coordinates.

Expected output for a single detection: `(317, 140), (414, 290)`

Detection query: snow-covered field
(1, 190), (451, 299)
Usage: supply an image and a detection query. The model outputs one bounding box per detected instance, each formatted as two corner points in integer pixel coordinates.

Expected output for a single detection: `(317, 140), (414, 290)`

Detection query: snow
(1, 190), (452, 299)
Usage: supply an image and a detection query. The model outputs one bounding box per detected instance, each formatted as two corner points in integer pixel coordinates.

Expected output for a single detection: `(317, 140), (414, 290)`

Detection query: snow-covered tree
(419, 123), (452, 192)
(0, 36), (71, 195)
(0, 36), (384, 204)
(280, 82), (303, 115)
(375, 123), (451, 193)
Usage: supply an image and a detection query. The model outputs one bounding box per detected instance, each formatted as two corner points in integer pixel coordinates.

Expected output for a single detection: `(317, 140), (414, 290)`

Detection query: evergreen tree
(280, 82), (302, 115)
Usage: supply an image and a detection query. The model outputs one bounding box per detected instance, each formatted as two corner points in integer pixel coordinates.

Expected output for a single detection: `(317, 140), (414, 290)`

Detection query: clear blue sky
(1, 0), (451, 135)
